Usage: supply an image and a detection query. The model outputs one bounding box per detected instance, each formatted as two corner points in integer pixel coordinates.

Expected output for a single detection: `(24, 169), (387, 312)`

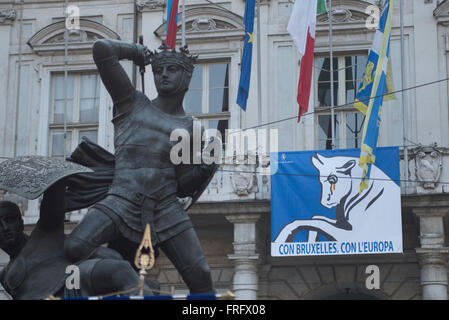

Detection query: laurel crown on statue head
(150, 42), (198, 73)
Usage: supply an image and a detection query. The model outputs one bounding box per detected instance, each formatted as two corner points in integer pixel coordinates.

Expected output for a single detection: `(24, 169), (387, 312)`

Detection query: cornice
(27, 18), (120, 55)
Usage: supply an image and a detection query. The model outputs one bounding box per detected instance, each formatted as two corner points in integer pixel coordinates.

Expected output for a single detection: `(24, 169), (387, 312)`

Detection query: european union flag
(355, 0), (393, 192)
(236, 0), (255, 111)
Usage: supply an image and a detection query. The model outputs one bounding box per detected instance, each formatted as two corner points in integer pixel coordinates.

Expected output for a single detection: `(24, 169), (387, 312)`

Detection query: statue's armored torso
(111, 91), (193, 199)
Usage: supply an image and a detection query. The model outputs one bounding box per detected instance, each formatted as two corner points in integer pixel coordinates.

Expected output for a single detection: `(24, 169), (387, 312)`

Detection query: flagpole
(400, 0), (409, 194)
(64, 0), (69, 159)
(181, 0), (186, 47)
(256, 0), (262, 126)
(329, 0), (336, 148)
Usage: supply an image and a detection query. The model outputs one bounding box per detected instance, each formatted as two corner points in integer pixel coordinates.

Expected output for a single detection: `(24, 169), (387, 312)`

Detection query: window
(49, 72), (100, 158)
(184, 62), (230, 132)
(315, 54), (367, 150)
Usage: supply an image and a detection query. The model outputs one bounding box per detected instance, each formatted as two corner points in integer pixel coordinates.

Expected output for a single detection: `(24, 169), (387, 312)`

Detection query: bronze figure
(63, 39), (216, 294)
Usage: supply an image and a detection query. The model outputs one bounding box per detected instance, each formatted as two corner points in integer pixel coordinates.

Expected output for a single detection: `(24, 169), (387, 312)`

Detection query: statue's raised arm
(92, 39), (152, 116)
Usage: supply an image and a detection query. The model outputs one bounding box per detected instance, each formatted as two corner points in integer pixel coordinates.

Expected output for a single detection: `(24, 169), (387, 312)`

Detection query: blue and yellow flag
(355, 0), (394, 192)
(236, 0), (255, 111)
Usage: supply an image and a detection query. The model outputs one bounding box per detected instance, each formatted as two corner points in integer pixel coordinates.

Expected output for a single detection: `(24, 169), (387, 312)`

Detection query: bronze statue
(0, 180), (153, 299)
(63, 39), (217, 294)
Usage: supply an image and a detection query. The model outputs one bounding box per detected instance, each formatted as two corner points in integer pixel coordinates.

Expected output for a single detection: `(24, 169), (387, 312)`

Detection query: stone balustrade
(1, 145), (448, 222)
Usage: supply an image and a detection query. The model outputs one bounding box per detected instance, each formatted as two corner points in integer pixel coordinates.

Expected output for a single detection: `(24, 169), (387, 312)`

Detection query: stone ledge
(188, 200), (270, 215)
(416, 247), (449, 265)
(402, 193), (449, 209)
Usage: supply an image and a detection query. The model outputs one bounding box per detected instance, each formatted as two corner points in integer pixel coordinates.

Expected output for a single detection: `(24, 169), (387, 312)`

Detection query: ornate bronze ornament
(0, 156), (92, 200)
(134, 224), (155, 295)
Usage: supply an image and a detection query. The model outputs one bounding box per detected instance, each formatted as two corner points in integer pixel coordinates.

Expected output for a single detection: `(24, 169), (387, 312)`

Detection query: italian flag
(287, 0), (327, 122)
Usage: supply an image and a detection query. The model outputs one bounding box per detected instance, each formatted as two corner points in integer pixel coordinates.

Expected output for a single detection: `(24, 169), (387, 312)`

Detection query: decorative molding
(226, 213), (261, 225)
(317, 0), (373, 25)
(418, 233), (445, 248)
(191, 17), (218, 32)
(27, 19), (120, 55)
(434, 0), (449, 17)
(0, 156), (92, 200)
(416, 247), (449, 267)
(136, 0), (165, 12)
(47, 30), (97, 44)
(412, 207), (449, 217)
(230, 163), (258, 196)
(434, 0), (449, 25)
(411, 145), (444, 190)
(0, 8), (15, 24)
(318, 8), (368, 24)
(402, 193), (449, 210)
(154, 6), (244, 42)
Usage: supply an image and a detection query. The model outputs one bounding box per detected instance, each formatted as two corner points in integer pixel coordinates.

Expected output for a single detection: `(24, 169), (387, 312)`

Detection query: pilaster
(0, 9), (14, 157)
(226, 214), (260, 300)
(414, 207), (449, 300)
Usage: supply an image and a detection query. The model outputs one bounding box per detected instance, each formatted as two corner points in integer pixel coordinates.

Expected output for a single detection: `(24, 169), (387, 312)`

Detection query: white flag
(287, 0), (318, 57)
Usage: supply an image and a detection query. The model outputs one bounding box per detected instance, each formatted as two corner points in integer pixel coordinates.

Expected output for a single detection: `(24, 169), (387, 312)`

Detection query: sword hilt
(138, 35), (145, 94)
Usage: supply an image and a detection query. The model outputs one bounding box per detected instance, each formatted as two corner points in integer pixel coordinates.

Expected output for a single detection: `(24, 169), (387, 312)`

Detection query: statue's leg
(159, 227), (214, 294)
(64, 207), (119, 263)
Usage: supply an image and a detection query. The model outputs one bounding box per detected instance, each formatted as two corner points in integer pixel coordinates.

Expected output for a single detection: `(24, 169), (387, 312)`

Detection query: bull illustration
(274, 153), (400, 243)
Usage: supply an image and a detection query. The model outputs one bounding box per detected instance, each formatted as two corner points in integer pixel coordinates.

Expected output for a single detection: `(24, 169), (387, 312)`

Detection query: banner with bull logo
(271, 147), (402, 257)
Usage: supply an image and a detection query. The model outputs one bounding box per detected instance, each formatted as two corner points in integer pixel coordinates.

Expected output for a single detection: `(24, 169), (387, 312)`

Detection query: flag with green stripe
(317, 0), (327, 14)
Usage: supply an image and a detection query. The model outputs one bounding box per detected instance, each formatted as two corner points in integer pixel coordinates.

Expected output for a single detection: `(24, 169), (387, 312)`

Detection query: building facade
(0, 0), (448, 300)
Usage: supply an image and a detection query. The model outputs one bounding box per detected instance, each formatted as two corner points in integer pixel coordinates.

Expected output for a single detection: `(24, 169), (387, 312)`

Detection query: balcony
(1, 144), (449, 224)
(197, 144), (449, 204)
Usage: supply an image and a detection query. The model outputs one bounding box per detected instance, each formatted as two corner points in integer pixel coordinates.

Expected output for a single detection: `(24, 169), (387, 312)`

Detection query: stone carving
(317, 9), (367, 23)
(414, 146), (443, 189)
(0, 9), (16, 24)
(188, 17), (235, 32)
(191, 18), (217, 31)
(136, 0), (165, 11)
(135, 0), (149, 9)
(230, 163), (258, 196)
(28, 19), (121, 55)
(48, 30), (99, 44)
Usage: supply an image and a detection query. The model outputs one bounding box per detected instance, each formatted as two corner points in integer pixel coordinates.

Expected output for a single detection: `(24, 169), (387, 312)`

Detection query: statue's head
(0, 201), (24, 250)
(151, 43), (198, 96)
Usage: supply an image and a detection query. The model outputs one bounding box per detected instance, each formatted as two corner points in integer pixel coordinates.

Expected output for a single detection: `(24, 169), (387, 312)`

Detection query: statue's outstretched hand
(135, 44), (153, 67)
